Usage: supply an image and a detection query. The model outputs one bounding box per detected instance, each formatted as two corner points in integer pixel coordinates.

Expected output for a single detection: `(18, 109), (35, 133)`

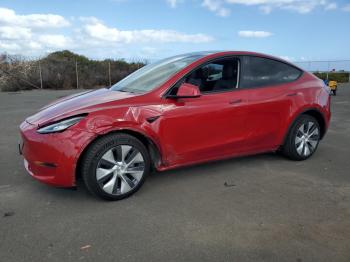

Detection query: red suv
(19, 51), (331, 200)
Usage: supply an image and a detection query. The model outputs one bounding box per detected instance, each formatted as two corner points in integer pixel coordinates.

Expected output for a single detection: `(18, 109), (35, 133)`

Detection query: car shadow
(149, 151), (285, 179)
(30, 151), (288, 201)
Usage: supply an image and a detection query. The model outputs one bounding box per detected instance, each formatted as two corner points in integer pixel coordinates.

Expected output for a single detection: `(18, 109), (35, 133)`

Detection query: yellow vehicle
(328, 80), (337, 95)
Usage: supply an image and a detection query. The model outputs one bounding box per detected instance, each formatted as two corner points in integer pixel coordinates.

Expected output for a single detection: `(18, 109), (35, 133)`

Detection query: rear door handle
(229, 99), (242, 104)
(287, 93), (298, 97)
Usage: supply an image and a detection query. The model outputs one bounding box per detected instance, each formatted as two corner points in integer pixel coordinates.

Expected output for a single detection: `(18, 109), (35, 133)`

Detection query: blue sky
(0, 0), (350, 62)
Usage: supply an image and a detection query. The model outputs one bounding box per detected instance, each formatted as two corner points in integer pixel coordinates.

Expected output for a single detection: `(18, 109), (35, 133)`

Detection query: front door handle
(287, 93), (298, 97)
(229, 99), (242, 104)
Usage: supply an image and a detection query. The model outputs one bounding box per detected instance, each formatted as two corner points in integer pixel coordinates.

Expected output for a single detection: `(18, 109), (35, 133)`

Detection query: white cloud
(0, 42), (20, 51)
(325, 2), (337, 10)
(167, 0), (179, 8)
(238, 30), (273, 38)
(0, 7), (70, 28)
(142, 46), (157, 56)
(0, 26), (31, 40)
(279, 56), (295, 61)
(260, 5), (273, 14)
(0, 7), (72, 55)
(202, 0), (230, 17)
(81, 18), (213, 43)
(343, 4), (350, 11)
(0, 7), (214, 58)
(226, 0), (333, 14)
(38, 34), (72, 49)
(200, 0), (339, 15)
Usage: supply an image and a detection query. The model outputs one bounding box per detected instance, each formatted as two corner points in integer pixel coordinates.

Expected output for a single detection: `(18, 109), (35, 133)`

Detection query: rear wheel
(282, 115), (321, 161)
(81, 133), (150, 200)
(333, 89), (337, 96)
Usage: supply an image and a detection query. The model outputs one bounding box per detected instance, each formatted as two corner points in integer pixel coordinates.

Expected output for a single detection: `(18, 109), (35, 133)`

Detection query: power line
(294, 60), (350, 63)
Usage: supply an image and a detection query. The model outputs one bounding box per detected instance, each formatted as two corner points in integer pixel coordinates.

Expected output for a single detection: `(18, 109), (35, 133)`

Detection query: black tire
(81, 133), (151, 200)
(333, 89), (337, 96)
(282, 115), (321, 161)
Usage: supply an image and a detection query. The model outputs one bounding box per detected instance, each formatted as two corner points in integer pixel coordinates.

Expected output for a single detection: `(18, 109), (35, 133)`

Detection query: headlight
(37, 116), (85, 134)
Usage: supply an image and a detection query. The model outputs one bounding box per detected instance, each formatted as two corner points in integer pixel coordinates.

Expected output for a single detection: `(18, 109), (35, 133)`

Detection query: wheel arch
(75, 129), (162, 181)
(301, 109), (326, 139)
(282, 107), (327, 146)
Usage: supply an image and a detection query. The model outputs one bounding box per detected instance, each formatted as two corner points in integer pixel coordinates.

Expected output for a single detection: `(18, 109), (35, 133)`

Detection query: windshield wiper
(117, 89), (134, 93)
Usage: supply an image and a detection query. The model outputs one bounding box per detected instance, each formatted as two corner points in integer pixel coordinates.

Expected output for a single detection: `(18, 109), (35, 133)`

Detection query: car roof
(178, 50), (280, 58)
(180, 50), (304, 71)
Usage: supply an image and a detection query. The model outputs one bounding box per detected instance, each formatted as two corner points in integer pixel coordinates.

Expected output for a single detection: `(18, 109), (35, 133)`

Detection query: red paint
(176, 83), (201, 97)
(19, 51), (331, 187)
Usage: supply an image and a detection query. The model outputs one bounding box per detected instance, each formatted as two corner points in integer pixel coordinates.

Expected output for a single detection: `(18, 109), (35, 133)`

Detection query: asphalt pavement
(0, 85), (349, 262)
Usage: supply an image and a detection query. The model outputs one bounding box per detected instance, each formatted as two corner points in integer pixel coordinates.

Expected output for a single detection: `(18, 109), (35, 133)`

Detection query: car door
(157, 58), (252, 167)
(238, 56), (303, 150)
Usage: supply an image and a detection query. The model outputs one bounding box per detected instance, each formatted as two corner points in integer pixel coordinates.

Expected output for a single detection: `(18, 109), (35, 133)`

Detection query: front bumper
(19, 120), (95, 187)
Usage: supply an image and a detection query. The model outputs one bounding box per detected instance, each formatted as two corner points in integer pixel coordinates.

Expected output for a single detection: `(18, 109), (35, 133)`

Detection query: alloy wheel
(96, 145), (145, 195)
(295, 121), (320, 157)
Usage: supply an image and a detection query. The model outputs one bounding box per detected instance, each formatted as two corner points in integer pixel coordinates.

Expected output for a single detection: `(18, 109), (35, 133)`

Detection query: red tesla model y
(19, 51), (331, 200)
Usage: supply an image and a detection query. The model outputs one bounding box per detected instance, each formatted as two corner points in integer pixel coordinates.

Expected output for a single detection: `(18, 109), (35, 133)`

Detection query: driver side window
(185, 58), (239, 93)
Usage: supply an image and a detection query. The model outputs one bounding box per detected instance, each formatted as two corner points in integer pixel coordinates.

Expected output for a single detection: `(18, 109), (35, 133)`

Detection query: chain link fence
(1, 52), (349, 92)
(0, 52), (146, 92)
(294, 60), (350, 83)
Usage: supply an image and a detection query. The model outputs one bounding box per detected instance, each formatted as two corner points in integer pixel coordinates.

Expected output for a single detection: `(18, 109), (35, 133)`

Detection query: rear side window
(240, 56), (302, 88)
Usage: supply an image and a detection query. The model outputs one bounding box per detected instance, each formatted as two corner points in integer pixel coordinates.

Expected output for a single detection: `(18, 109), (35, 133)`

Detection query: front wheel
(81, 133), (151, 200)
(282, 115), (321, 161)
(333, 89), (337, 96)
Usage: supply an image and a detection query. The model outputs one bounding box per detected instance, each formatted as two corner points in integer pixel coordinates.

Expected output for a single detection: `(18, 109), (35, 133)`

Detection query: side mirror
(169, 83), (201, 99)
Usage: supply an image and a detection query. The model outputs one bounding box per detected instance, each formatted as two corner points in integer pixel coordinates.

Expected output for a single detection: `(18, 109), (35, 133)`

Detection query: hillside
(0, 50), (145, 91)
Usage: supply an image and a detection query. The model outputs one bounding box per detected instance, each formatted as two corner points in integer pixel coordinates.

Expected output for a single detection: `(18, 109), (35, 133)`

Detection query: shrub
(313, 72), (349, 83)
(0, 50), (146, 91)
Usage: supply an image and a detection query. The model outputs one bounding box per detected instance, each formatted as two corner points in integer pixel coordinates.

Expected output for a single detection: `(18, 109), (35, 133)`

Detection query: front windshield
(110, 54), (204, 93)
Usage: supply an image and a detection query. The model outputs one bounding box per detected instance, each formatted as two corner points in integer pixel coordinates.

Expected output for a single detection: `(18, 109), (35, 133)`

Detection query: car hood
(26, 88), (136, 126)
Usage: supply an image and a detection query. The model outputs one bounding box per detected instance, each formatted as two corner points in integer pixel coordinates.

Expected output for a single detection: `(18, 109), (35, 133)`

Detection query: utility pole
(38, 60), (43, 89)
(75, 60), (79, 89)
(327, 61), (330, 80)
(108, 61), (111, 87)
